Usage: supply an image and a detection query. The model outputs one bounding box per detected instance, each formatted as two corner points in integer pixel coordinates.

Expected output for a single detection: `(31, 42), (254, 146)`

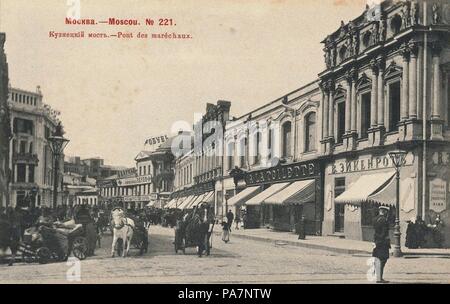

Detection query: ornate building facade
(8, 87), (64, 207)
(319, 0), (450, 246)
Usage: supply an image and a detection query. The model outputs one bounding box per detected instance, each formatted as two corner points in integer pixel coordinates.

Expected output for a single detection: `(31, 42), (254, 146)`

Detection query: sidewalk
(213, 226), (450, 258)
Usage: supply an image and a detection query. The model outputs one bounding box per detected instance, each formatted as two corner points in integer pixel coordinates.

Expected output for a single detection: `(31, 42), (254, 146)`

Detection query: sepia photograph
(0, 0), (450, 288)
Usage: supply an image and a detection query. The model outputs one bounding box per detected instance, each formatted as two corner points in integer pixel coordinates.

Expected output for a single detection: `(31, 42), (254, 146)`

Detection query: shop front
(243, 159), (323, 234)
(323, 149), (417, 243)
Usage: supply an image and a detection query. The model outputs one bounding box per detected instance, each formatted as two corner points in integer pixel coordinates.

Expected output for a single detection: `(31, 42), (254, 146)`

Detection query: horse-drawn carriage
(20, 222), (88, 264)
(110, 207), (148, 257)
(174, 205), (214, 257)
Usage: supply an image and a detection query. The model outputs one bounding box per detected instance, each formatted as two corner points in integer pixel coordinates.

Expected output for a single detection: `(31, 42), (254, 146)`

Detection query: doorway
(334, 204), (345, 232)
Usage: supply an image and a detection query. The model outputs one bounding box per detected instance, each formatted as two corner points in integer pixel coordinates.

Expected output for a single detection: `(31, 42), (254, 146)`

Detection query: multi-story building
(221, 81), (323, 233)
(98, 137), (177, 209)
(167, 101), (231, 214)
(319, 0), (450, 246)
(8, 86), (64, 208)
(0, 33), (10, 208)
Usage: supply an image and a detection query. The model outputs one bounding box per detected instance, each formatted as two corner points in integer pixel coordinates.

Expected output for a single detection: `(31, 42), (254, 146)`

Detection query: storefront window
(361, 201), (396, 227)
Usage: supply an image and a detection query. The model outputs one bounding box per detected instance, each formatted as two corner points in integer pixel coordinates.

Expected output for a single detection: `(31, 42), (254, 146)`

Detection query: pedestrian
(226, 209), (234, 231)
(242, 211), (247, 230)
(372, 206), (391, 283)
(235, 212), (241, 230)
(221, 216), (230, 243)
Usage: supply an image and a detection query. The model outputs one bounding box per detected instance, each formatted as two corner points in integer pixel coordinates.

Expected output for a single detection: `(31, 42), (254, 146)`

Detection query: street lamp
(48, 123), (69, 209)
(388, 147), (407, 258)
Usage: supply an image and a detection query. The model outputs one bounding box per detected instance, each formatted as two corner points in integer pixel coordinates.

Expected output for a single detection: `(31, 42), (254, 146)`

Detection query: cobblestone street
(1, 226), (450, 284)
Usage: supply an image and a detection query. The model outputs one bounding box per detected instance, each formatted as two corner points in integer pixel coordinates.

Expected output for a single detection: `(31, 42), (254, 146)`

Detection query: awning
(264, 179), (315, 205)
(227, 186), (261, 207)
(245, 182), (290, 206)
(200, 191), (214, 205)
(146, 201), (156, 207)
(178, 195), (196, 209)
(367, 174), (396, 206)
(335, 171), (395, 205)
(186, 193), (206, 209)
(164, 198), (177, 209)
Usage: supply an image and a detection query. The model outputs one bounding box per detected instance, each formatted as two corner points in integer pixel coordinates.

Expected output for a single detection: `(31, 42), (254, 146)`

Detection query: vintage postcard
(0, 0), (449, 288)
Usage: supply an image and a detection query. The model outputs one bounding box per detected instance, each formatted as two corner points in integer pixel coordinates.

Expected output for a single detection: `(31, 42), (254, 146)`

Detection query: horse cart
(20, 224), (88, 264)
(174, 217), (214, 257)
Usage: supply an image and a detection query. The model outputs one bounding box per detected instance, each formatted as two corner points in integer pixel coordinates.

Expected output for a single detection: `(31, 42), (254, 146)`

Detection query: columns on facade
(343, 69), (357, 151)
(408, 42), (418, 119)
(401, 44), (410, 121)
(328, 81), (335, 140)
(377, 58), (385, 128)
(370, 59), (379, 128)
(430, 41), (443, 140)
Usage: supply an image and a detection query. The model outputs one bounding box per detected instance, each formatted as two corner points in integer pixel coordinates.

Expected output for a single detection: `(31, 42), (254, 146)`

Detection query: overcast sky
(0, 0), (367, 167)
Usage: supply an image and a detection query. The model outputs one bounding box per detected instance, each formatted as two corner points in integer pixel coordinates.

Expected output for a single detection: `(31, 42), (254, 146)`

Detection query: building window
(388, 81), (401, 132)
(268, 127), (274, 161)
(29, 142), (33, 154)
(227, 141), (234, 171)
(254, 131), (261, 164)
(390, 14), (402, 35)
(305, 112), (316, 152)
(360, 92), (371, 139)
(282, 121), (292, 158)
(239, 137), (246, 168)
(28, 165), (34, 183)
(17, 164), (26, 183)
(13, 118), (33, 135)
(139, 166), (142, 176)
(336, 101), (346, 144)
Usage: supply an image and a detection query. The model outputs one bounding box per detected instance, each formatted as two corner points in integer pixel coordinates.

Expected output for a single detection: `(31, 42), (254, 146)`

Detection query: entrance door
(334, 204), (345, 233)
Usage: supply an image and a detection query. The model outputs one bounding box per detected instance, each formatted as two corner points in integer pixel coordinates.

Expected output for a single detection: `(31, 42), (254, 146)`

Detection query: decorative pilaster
(430, 41), (443, 140)
(377, 57), (385, 128)
(401, 44), (410, 121)
(328, 81), (335, 139)
(408, 42), (418, 119)
(368, 59), (379, 146)
(343, 70), (357, 151)
(405, 41), (422, 141)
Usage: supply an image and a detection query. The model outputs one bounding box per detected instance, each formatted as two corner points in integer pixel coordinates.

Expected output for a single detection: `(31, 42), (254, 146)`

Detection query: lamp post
(388, 147), (407, 258)
(48, 123), (69, 209)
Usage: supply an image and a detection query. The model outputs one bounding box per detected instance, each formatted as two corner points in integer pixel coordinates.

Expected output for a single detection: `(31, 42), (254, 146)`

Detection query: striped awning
(335, 171), (395, 205)
(227, 187), (261, 207)
(264, 179), (315, 205)
(177, 195), (197, 209)
(186, 193), (206, 209)
(245, 182), (290, 206)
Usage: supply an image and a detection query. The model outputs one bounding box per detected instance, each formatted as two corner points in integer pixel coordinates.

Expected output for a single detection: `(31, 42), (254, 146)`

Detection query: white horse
(111, 208), (135, 257)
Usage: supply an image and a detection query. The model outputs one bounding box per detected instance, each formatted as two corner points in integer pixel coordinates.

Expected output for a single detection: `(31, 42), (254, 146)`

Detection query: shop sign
(124, 195), (152, 202)
(245, 160), (319, 186)
(429, 178), (447, 213)
(329, 153), (414, 175)
(117, 175), (152, 187)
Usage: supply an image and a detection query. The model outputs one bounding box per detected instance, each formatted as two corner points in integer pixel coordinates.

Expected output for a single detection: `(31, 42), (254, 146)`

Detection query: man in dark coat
(226, 210), (234, 231)
(372, 206), (391, 283)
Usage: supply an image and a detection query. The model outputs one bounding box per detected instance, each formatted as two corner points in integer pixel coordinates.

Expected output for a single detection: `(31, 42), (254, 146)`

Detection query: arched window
(305, 112), (316, 152)
(390, 14), (402, 35)
(227, 140), (235, 170)
(253, 131), (262, 165)
(282, 121), (292, 158)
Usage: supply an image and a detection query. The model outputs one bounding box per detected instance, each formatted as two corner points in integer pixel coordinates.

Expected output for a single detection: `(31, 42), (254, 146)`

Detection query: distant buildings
(8, 86), (64, 208)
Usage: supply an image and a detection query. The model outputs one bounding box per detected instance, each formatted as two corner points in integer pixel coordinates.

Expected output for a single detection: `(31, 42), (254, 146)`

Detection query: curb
(216, 231), (450, 258)
(213, 231), (371, 255)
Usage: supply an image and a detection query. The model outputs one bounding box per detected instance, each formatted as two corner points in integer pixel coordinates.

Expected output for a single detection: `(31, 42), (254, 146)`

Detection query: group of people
(406, 215), (445, 249)
(220, 209), (247, 243)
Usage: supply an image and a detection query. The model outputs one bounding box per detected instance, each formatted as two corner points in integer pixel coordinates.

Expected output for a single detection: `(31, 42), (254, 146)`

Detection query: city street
(1, 226), (450, 284)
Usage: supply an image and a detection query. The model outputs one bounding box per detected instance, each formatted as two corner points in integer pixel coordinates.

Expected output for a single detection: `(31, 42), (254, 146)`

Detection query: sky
(0, 0), (368, 167)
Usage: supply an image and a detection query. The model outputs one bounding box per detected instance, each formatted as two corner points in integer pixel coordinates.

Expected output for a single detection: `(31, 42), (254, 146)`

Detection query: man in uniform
(372, 206), (391, 283)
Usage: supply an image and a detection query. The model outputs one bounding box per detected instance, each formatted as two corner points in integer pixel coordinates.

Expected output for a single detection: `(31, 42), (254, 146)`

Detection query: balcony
(12, 152), (39, 165)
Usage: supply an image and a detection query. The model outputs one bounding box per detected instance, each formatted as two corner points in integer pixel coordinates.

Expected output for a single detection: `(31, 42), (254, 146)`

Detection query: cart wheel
(36, 247), (51, 264)
(73, 236), (87, 248)
(22, 252), (34, 263)
(73, 244), (87, 260)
